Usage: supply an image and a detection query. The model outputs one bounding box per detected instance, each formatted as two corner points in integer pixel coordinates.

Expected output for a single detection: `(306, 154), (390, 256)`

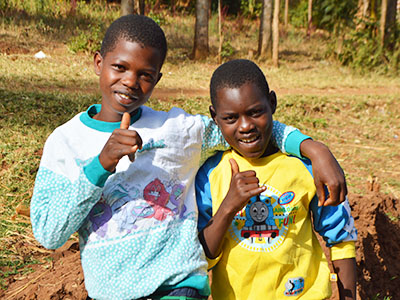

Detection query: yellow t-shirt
(196, 150), (357, 300)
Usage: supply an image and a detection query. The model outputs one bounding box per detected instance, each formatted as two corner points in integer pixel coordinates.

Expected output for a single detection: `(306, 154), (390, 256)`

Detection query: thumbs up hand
(99, 112), (143, 172)
(220, 158), (266, 217)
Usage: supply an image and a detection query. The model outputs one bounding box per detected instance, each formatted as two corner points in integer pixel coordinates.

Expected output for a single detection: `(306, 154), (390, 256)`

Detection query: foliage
(289, 0), (309, 28)
(330, 20), (400, 74)
(148, 11), (169, 26)
(67, 23), (105, 54)
(240, 0), (262, 18)
(220, 40), (236, 59)
(314, 0), (356, 35)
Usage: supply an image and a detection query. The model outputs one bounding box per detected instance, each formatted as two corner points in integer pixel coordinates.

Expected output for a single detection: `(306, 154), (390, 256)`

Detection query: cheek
(220, 126), (235, 142)
(138, 80), (155, 95)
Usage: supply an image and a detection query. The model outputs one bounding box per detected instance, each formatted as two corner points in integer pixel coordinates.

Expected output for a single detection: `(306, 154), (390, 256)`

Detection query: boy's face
(210, 82), (277, 159)
(94, 39), (163, 121)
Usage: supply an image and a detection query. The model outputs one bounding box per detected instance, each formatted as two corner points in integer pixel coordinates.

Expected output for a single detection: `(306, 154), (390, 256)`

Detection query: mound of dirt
(3, 191), (399, 300)
(351, 192), (400, 299)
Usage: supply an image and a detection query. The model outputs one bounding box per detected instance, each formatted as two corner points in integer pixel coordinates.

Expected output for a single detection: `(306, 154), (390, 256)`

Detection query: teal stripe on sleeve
(158, 275), (211, 296)
(284, 130), (312, 159)
(83, 155), (113, 187)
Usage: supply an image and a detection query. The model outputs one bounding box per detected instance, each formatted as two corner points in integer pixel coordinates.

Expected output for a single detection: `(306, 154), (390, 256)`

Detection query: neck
(261, 143), (279, 157)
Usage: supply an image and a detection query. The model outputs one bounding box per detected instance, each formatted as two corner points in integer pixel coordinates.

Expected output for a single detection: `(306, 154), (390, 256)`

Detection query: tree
(138, 0), (145, 15)
(192, 0), (210, 59)
(284, 0), (289, 28)
(307, 0), (313, 36)
(258, 0), (273, 59)
(380, 0), (397, 48)
(218, 0), (223, 63)
(121, 0), (135, 16)
(121, 0), (145, 16)
(272, 0), (280, 67)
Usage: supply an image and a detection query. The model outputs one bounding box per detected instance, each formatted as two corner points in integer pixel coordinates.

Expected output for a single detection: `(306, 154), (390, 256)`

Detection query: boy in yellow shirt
(196, 59), (357, 299)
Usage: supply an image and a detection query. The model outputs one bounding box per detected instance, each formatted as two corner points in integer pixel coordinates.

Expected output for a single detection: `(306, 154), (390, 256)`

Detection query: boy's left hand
(300, 139), (347, 206)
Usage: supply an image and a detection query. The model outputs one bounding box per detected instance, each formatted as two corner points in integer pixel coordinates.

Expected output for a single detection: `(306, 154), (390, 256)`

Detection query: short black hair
(210, 59), (270, 107)
(100, 14), (167, 65)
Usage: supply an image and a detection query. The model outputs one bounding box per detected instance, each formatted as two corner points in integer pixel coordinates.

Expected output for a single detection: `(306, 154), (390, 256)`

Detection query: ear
(209, 105), (218, 125)
(268, 90), (277, 114)
(93, 51), (103, 76)
(155, 72), (163, 85)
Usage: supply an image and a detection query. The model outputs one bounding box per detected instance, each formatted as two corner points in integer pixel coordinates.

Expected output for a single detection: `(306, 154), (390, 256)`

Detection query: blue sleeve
(195, 152), (223, 231)
(200, 116), (311, 163)
(299, 158), (357, 247)
(310, 197), (358, 247)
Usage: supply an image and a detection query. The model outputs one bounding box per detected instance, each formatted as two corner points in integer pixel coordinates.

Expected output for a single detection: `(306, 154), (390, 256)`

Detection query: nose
(122, 71), (139, 90)
(238, 116), (255, 132)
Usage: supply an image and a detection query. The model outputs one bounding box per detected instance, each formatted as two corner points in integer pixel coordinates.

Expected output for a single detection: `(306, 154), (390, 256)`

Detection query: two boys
(196, 59), (357, 299)
(31, 15), (351, 299)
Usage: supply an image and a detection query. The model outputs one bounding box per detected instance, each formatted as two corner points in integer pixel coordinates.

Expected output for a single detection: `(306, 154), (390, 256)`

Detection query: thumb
(229, 158), (240, 175)
(120, 112), (131, 130)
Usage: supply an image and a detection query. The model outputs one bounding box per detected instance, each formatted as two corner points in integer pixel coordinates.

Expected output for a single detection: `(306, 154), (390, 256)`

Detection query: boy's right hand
(99, 112), (142, 172)
(221, 159), (266, 216)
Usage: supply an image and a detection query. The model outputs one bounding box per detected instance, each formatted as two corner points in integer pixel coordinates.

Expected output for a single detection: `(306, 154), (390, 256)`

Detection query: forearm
(201, 204), (236, 258)
(299, 138), (327, 160)
(300, 139), (347, 205)
(332, 258), (357, 300)
(31, 166), (104, 249)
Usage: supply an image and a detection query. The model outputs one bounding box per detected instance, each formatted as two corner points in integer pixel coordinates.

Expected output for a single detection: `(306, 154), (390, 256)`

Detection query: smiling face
(211, 82), (277, 159)
(94, 39), (163, 122)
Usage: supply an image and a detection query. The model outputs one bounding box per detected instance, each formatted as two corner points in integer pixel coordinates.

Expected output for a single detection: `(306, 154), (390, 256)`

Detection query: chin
(236, 149), (262, 159)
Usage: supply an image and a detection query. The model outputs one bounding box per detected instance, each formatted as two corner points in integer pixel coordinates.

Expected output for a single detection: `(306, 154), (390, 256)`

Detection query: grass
(0, 0), (400, 292)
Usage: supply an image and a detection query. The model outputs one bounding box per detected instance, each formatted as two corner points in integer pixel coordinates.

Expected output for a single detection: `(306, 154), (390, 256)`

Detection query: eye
(222, 115), (237, 124)
(140, 72), (155, 82)
(250, 108), (264, 117)
(112, 64), (126, 71)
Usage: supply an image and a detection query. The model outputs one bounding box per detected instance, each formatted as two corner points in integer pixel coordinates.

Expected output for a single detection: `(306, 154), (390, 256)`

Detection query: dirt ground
(2, 189), (399, 300)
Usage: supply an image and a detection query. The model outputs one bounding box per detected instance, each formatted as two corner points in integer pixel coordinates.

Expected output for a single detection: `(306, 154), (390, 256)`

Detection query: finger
(239, 170), (258, 178)
(238, 176), (260, 185)
(128, 144), (141, 162)
(120, 112), (131, 130)
(315, 179), (326, 207)
(324, 184), (339, 206)
(229, 158), (240, 175)
(113, 129), (143, 150)
(341, 178), (348, 203)
(246, 185), (267, 198)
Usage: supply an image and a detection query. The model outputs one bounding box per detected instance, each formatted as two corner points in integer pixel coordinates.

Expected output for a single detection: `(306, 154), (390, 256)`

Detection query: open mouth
(238, 135), (260, 144)
(115, 91), (138, 106)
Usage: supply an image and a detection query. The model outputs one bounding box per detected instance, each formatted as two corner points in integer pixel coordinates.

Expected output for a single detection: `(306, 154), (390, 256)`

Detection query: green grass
(0, 0), (400, 293)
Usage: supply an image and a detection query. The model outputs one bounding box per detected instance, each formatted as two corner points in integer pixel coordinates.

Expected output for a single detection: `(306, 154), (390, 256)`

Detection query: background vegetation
(0, 0), (399, 298)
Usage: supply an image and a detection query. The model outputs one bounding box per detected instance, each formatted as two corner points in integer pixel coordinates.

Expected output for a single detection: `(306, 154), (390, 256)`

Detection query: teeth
(117, 92), (130, 100)
(240, 137), (258, 143)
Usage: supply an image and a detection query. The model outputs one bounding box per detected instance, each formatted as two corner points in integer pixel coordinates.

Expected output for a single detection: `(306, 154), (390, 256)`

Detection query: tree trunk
(138, 0), (145, 15)
(284, 0), (289, 28)
(272, 0), (280, 67)
(380, 0), (388, 46)
(306, 0), (312, 36)
(218, 0), (223, 63)
(121, 0), (135, 16)
(193, 0), (210, 59)
(381, 0), (398, 48)
(258, 0), (273, 59)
